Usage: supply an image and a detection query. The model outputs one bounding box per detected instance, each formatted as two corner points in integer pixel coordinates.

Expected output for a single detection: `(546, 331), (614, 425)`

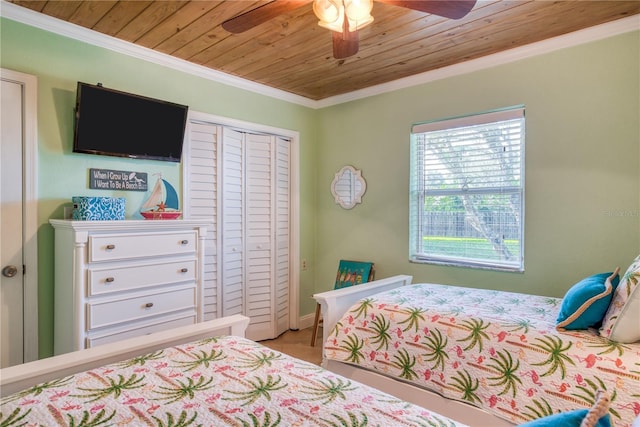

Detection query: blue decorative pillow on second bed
(556, 269), (620, 330)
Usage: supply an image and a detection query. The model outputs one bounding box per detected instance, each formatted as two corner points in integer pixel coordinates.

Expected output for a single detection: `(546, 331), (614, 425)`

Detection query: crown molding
(315, 14), (640, 108)
(1, 0), (638, 109)
(0, 0), (317, 108)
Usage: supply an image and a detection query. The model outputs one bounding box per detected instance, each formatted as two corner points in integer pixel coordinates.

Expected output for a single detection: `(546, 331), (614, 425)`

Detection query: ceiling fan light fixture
(313, 0), (342, 31)
(313, 0), (374, 33)
(344, 0), (374, 29)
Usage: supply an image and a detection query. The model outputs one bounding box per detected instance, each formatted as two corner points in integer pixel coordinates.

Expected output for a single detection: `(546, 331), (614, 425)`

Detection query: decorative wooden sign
(89, 168), (148, 191)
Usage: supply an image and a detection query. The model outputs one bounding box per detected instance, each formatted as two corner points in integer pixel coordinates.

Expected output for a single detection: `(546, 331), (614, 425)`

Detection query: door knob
(2, 265), (18, 278)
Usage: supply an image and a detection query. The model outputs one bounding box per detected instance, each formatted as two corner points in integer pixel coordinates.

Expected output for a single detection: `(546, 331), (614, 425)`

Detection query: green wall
(315, 31), (640, 297)
(0, 18), (318, 358)
(2, 16), (639, 360)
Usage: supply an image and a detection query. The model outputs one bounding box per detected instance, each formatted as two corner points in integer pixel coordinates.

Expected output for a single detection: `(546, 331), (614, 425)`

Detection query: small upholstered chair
(310, 260), (375, 346)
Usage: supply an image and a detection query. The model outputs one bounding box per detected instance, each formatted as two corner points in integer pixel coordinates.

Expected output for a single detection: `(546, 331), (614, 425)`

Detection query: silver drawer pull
(180, 239), (189, 245)
(180, 268), (188, 273)
(105, 277), (115, 283)
(105, 244), (116, 250)
(144, 302), (154, 308)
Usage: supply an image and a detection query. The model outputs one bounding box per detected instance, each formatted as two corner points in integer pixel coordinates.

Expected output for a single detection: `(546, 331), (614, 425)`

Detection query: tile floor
(259, 327), (323, 365)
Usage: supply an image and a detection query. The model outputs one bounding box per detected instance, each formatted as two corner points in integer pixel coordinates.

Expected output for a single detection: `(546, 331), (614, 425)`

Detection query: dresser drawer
(88, 260), (196, 296)
(88, 231), (197, 262)
(86, 314), (196, 348)
(87, 286), (196, 329)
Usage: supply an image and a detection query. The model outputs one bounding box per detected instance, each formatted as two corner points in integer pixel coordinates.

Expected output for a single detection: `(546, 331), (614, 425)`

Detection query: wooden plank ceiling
(8, 1), (640, 100)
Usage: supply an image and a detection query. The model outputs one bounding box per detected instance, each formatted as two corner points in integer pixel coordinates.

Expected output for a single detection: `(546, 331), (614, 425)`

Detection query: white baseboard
(296, 312), (316, 330)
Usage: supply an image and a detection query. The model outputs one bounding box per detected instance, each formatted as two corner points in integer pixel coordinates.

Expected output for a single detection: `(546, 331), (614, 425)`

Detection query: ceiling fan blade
(332, 29), (359, 59)
(222, 0), (310, 33)
(377, 0), (477, 19)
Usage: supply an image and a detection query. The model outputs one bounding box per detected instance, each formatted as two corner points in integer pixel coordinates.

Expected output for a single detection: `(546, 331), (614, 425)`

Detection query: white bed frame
(313, 275), (413, 358)
(0, 314), (250, 397)
(314, 275), (514, 427)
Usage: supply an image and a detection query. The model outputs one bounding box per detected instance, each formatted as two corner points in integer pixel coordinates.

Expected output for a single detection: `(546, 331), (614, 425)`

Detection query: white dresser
(50, 219), (207, 355)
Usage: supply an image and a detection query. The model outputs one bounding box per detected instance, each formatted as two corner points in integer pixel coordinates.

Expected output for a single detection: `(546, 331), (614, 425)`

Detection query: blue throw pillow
(556, 271), (620, 330)
(519, 409), (611, 427)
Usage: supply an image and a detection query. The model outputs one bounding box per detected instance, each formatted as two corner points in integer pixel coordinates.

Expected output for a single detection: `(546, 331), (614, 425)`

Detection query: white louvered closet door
(274, 137), (290, 336)
(185, 121), (221, 320)
(245, 133), (273, 339)
(244, 134), (290, 339)
(221, 130), (291, 340)
(221, 128), (245, 318)
(186, 121), (291, 341)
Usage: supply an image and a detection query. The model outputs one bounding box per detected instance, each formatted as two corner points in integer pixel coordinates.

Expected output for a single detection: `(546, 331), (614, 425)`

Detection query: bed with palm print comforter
(324, 283), (640, 426)
(1, 335), (465, 427)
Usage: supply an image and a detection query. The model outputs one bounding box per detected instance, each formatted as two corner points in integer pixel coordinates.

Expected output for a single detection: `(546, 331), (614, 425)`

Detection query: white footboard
(0, 315), (250, 397)
(313, 275), (412, 359)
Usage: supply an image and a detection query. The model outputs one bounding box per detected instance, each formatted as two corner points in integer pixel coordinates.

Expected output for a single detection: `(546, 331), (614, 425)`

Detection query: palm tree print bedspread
(325, 284), (640, 426)
(0, 336), (465, 426)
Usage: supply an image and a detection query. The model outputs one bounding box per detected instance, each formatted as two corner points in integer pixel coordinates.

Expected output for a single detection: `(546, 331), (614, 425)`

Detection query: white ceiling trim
(1, 0), (638, 109)
(315, 14), (640, 108)
(0, 0), (316, 108)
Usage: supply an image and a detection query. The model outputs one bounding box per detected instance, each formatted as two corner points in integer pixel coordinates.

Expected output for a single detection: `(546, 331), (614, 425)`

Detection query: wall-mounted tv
(73, 82), (189, 162)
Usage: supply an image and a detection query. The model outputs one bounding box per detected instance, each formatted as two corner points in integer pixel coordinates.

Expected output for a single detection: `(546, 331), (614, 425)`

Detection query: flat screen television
(73, 82), (189, 162)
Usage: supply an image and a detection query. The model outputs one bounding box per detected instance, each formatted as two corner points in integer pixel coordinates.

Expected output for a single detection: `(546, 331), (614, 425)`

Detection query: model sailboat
(140, 176), (182, 220)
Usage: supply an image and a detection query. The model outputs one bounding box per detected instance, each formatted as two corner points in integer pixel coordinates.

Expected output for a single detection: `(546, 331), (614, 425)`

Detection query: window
(409, 107), (525, 271)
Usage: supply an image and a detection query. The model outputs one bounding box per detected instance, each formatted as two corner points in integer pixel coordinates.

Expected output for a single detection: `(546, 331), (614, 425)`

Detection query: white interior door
(1, 79), (25, 367)
(0, 69), (38, 367)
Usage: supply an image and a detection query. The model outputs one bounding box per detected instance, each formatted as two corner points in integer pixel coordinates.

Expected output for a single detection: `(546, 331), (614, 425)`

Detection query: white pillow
(600, 254), (640, 343)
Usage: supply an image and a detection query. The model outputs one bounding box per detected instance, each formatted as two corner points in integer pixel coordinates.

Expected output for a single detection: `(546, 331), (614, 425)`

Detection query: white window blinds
(409, 107), (525, 271)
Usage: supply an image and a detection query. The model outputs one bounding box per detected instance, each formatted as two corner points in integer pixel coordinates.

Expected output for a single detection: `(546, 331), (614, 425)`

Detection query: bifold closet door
(274, 137), (290, 336)
(244, 134), (290, 339)
(221, 128), (245, 318)
(220, 130), (291, 340)
(244, 133), (273, 338)
(185, 121), (221, 320)
(187, 123), (290, 340)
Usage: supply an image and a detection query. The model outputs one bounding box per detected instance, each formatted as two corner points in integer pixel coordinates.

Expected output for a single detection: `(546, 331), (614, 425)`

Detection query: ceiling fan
(222, 0), (477, 59)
